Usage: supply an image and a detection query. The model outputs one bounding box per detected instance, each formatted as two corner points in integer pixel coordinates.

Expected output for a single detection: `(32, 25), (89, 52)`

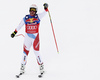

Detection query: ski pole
(48, 10), (59, 53)
(15, 34), (25, 37)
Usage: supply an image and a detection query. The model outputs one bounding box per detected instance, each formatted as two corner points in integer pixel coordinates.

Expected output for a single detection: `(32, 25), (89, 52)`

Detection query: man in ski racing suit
(11, 3), (48, 75)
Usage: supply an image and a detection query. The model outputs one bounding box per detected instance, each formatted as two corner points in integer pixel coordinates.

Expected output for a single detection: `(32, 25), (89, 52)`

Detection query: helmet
(29, 4), (38, 13)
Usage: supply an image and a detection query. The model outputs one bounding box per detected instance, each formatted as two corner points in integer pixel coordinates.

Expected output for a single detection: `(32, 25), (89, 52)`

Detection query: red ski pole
(15, 34), (25, 37)
(48, 10), (59, 53)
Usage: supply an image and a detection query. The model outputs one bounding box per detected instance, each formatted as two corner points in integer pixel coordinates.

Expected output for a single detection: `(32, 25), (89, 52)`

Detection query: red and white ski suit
(15, 11), (47, 65)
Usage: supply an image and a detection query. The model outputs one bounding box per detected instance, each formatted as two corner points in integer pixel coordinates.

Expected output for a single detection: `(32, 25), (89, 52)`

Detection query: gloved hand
(43, 3), (48, 12)
(11, 31), (17, 38)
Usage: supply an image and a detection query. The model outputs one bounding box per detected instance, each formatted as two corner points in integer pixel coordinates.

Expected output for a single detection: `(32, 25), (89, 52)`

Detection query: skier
(11, 3), (48, 78)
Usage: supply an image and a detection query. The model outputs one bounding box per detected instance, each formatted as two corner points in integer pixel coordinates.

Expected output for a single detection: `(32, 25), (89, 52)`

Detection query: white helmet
(29, 4), (38, 12)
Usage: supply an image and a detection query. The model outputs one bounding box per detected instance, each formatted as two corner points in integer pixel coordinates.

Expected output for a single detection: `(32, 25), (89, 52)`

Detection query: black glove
(11, 31), (17, 38)
(43, 3), (48, 11)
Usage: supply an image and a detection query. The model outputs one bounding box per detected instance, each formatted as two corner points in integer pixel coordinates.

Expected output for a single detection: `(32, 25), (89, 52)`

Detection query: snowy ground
(0, 0), (100, 80)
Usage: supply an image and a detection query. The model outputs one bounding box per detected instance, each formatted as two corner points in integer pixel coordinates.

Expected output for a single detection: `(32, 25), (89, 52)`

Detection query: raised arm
(38, 3), (49, 20)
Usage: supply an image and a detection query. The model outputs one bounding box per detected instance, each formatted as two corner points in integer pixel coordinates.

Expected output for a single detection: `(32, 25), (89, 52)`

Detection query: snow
(0, 0), (100, 80)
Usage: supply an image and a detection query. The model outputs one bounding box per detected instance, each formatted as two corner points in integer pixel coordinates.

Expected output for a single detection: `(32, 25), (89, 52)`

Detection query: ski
(38, 71), (45, 78)
(16, 72), (44, 78)
(16, 72), (24, 78)
(38, 73), (44, 78)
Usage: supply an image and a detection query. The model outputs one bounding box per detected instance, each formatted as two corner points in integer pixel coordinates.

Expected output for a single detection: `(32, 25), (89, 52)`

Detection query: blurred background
(0, 0), (100, 80)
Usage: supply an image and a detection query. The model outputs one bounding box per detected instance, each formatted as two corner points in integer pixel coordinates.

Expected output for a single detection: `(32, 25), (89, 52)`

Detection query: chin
(30, 14), (35, 16)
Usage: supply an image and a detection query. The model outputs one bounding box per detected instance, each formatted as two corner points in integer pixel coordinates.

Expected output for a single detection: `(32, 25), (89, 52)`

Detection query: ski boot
(38, 64), (45, 78)
(16, 64), (25, 78)
(20, 64), (25, 74)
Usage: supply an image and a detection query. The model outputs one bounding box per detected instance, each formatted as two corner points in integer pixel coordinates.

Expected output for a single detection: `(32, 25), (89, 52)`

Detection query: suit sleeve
(38, 11), (47, 20)
(15, 18), (25, 32)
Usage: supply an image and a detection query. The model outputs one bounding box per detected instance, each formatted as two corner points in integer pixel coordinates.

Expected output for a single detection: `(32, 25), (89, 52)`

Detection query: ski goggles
(30, 8), (37, 12)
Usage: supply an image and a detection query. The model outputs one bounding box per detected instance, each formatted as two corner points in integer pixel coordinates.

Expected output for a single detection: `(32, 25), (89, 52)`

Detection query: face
(30, 11), (36, 16)
(29, 8), (37, 16)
